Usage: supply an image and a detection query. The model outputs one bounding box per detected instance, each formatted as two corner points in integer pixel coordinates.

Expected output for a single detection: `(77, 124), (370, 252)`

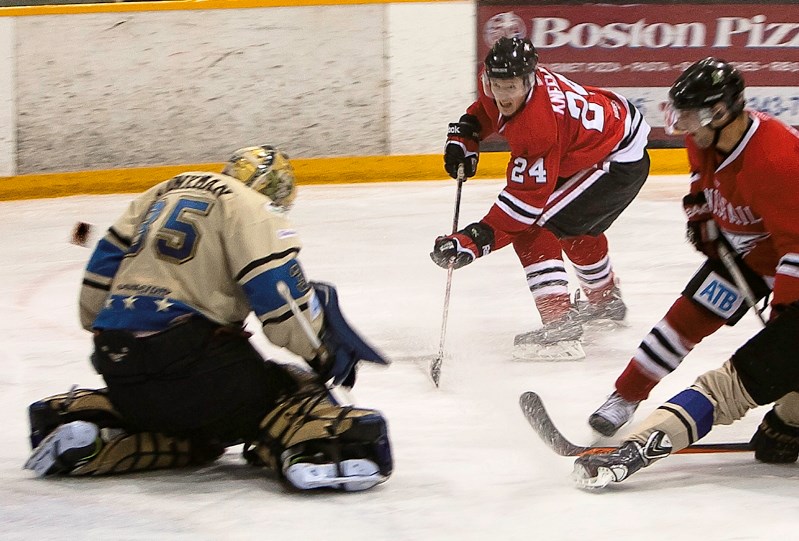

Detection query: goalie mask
(223, 145), (297, 210)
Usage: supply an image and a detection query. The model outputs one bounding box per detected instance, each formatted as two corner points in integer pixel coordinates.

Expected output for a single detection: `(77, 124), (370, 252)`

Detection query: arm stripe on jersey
(498, 192), (542, 218)
(260, 302), (308, 326)
(235, 247), (300, 282)
(82, 278), (111, 291)
(108, 226), (131, 248)
(777, 254), (799, 279)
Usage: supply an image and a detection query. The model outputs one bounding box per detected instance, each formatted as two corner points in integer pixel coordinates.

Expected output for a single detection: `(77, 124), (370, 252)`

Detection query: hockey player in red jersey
(430, 37), (650, 361)
(587, 58), (780, 437)
(574, 58), (799, 489)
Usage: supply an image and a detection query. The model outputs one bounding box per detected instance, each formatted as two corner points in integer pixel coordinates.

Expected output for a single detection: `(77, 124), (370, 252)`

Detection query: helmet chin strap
(708, 107), (737, 146)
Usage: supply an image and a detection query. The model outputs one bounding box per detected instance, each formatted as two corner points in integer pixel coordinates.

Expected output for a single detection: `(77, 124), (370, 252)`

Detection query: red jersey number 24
(510, 157), (547, 184)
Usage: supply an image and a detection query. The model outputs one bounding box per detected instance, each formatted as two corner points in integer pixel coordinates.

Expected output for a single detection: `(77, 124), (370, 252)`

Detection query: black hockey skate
(574, 286), (627, 325)
(589, 391), (641, 437)
(513, 309), (585, 361)
(572, 431), (672, 489)
(24, 420), (102, 476)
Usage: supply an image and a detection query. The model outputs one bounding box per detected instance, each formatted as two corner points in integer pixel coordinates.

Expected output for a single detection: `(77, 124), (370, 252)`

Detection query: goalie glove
(683, 191), (721, 258)
(430, 222), (495, 270)
(444, 114), (481, 179)
(309, 282), (389, 388)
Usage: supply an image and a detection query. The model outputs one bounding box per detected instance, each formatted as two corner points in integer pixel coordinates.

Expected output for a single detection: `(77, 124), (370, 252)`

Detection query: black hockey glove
(683, 191), (721, 258)
(430, 222), (495, 270)
(750, 408), (799, 463)
(444, 114), (481, 179)
(309, 281), (389, 389)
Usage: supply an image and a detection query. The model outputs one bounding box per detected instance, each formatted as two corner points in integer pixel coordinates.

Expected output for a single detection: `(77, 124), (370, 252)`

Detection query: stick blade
(520, 391), (753, 457)
(429, 355), (442, 387)
(519, 391), (588, 456)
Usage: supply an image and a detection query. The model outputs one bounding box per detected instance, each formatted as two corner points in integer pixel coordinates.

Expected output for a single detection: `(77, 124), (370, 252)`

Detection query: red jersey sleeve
(748, 133), (799, 307)
(465, 100), (497, 141)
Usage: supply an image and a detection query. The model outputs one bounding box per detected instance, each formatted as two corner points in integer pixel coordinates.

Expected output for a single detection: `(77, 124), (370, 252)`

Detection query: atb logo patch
(692, 272), (743, 318)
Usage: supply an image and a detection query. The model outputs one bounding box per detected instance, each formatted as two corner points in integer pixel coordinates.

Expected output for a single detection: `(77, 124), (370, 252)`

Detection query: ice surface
(1, 177), (796, 541)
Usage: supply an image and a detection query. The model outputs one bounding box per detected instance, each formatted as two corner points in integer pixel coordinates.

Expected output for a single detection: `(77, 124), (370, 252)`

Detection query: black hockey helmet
(668, 58), (745, 114)
(484, 37), (538, 79)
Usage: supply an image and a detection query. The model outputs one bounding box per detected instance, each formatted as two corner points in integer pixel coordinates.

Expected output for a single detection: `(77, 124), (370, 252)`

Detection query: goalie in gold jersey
(23, 145), (392, 492)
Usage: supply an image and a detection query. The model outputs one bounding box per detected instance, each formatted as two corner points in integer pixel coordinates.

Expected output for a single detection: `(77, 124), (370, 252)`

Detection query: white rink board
(387, 1), (476, 155)
(608, 86), (799, 130)
(0, 18), (13, 177)
(15, 7), (386, 173)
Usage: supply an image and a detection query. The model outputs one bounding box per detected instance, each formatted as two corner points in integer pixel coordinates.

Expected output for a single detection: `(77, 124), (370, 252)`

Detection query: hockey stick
(519, 391), (752, 457)
(430, 163), (466, 388)
(276, 281), (353, 404)
(716, 242), (767, 327)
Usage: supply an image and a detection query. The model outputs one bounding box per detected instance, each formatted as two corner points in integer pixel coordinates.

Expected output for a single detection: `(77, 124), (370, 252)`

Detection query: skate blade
(512, 340), (585, 362)
(584, 318), (628, 331)
(572, 464), (615, 490)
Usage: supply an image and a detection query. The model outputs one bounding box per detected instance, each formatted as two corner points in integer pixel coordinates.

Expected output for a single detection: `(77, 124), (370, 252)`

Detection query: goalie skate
(284, 457), (385, 492)
(24, 420), (101, 477)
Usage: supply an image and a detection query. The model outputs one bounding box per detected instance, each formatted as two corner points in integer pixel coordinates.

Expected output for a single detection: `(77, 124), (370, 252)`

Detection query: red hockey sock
(615, 363), (659, 402)
(560, 234), (616, 304)
(615, 296), (727, 402)
(664, 295), (727, 344)
(559, 234), (609, 265)
(535, 293), (572, 324)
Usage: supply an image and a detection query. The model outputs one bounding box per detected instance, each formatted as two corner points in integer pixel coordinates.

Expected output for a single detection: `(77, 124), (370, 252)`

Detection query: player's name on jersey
(117, 283), (172, 297)
(157, 174), (233, 198)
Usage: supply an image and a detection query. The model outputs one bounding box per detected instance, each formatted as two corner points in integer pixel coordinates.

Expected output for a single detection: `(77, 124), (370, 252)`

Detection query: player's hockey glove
(750, 407), (799, 463)
(444, 114), (481, 179)
(683, 191), (721, 258)
(430, 222), (495, 270)
(310, 281), (389, 388)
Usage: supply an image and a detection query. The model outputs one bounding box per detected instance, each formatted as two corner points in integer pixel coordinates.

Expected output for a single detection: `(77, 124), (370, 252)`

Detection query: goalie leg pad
(252, 386), (392, 491)
(28, 387), (124, 449)
(731, 303), (799, 405)
(70, 430), (221, 476)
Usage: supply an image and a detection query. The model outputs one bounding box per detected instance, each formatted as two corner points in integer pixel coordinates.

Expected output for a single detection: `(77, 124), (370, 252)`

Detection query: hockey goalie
(23, 145), (392, 492)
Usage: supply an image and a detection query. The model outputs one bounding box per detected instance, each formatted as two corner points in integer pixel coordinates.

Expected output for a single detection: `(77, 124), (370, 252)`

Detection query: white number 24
(510, 157), (547, 184)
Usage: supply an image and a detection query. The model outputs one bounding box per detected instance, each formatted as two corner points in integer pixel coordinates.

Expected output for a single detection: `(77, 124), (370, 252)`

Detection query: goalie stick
(519, 391), (752, 456)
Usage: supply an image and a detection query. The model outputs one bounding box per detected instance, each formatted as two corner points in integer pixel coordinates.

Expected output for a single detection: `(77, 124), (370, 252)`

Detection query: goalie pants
(627, 303), (799, 452)
(92, 317), (297, 444)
